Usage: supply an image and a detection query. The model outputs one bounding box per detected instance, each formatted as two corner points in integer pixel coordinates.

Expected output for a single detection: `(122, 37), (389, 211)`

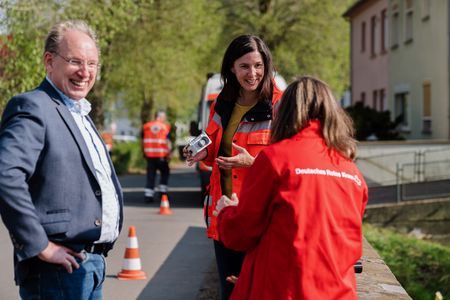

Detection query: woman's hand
(216, 143), (255, 169)
(226, 275), (238, 284)
(213, 193), (239, 216)
(183, 146), (207, 166)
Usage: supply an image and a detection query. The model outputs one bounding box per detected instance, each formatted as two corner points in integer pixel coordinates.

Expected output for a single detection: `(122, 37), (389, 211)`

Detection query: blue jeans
(19, 252), (106, 300)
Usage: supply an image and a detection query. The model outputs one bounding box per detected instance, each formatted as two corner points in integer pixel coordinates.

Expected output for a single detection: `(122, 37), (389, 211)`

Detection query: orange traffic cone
(117, 226), (147, 280)
(158, 194), (172, 215)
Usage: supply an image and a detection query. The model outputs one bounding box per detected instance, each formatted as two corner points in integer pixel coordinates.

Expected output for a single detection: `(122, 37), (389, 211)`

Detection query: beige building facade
(344, 0), (389, 111)
(389, 0), (449, 139)
(345, 0), (450, 140)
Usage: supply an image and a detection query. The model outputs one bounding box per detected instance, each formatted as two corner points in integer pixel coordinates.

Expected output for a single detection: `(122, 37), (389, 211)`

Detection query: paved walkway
(0, 167), (216, 300)
(103, 168), (214, 300)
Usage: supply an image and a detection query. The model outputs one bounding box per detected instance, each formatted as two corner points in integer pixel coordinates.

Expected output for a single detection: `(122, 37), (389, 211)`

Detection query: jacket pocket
(41, 209), (71, 236)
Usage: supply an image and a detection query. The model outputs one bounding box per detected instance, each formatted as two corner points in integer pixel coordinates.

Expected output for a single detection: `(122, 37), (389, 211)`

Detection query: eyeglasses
(54, 52), (101, 71)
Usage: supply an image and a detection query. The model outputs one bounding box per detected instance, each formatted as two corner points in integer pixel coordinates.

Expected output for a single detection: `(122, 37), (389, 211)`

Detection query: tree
(218, 0), (353, 95)
(0, 0), (58, 111)
(0, 0), (139, 128)
(1, 0), (354, 128)
(346, 102), (403, 141)
(106, 0), (223, 126)
(63, 0), (139, 129)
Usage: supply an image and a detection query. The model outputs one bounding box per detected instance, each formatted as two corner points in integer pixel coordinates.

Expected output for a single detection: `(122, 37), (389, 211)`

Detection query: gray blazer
(0, 79), (124, 284)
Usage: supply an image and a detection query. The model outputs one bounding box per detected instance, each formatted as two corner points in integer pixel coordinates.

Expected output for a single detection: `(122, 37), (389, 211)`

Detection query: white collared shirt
(46, 77), (120, 243)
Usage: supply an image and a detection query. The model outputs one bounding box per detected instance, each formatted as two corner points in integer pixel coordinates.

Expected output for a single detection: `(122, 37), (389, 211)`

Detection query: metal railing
(357, 146), (450, 203)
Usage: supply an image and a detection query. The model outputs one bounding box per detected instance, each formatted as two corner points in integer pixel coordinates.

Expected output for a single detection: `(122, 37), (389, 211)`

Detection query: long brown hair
(218, 34), (274, 103)
(271, 76), (357, 160)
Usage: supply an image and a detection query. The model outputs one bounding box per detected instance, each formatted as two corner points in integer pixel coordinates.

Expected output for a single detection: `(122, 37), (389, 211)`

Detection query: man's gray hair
(44, 20), (100, 55)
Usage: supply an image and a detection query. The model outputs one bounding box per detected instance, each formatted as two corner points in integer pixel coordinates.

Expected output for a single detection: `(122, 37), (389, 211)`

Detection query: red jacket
(142, 120), (171, 158)
(218, 120), (368, 300)
(203, 85), (283, 240)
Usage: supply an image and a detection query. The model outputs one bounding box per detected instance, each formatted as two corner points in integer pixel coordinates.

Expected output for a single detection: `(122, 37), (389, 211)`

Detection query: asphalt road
(0, 165), (215, 300)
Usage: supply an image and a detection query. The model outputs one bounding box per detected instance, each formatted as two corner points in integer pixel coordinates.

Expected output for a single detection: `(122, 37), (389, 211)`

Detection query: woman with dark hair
(184, 34), (283, 299)
(214, 76), (368, 299)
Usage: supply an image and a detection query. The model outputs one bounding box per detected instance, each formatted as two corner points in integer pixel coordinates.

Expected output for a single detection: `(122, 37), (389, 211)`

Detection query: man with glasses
(0, 20), (123, 299)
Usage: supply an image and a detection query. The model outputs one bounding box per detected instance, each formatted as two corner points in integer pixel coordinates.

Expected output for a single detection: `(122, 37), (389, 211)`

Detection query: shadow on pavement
(122, 190), (204, 209)
(136, 226), (214, 300)
(119, 168), (204, 208)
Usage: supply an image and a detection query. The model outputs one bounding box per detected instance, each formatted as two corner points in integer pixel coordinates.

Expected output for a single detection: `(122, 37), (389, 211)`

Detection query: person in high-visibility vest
(101, 132), (113, 155)
(142, 111), (171, 203)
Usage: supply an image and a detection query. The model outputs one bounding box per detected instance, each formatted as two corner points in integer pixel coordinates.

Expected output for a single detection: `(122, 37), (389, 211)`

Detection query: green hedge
(111, 141), (146, 175)
(364, 224), (450, 300)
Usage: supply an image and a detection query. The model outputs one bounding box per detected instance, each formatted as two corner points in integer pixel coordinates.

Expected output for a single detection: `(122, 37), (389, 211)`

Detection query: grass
(363, 223), (450, 300)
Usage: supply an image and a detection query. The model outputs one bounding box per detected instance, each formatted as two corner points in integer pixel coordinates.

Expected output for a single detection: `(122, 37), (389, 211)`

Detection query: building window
(422, 82), (432, 133)
(361, 22), (366, 52)
(360, 92), (366, 105)
(370, 15), (377, 56)
(405, 0), (413, 9)
(372, 90), (378, 110)
(381, 9), (388, 53)
(395, 92), (409, 130)
(379, 88), (386, 111)
(405, 0), (414, 43)
(421, 0), (431, 21)
(391, 11), (400, 48)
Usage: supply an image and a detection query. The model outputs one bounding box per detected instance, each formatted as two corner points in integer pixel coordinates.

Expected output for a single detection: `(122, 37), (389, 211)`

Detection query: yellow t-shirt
(220, 102), (256, 197)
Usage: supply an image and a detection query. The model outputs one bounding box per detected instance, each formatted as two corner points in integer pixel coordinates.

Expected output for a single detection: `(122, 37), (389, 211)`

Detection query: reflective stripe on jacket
(142, 120), (171, 158)
(203, 85), (283, 240)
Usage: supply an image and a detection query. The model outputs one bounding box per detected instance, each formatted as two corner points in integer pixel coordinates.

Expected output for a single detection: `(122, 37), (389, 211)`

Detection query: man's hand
(216, 143), (255, 169)
(38, 241), (85, 273)
(213, 193), (239, 216)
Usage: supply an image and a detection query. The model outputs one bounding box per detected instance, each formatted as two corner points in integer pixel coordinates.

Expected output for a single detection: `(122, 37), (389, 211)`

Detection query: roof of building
(343, 0), (372, 19)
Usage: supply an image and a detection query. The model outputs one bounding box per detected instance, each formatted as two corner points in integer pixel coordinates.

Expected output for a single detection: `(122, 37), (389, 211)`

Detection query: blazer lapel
(39, 80), (98, 180)
(55, 105), (98, 180)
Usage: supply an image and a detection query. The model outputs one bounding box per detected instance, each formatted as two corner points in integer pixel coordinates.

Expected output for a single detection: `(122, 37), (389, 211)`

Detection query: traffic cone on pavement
(117, 226), (147, 280)
(158, 194), (172, 215)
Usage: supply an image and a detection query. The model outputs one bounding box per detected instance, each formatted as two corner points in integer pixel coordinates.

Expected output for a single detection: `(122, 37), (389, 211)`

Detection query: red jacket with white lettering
(142, 120), (171, 158)
(203, 85), (283, 240)
(218, 120), (368, 300)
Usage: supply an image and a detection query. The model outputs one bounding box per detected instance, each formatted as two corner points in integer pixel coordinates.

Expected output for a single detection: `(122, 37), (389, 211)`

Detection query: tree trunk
(88, 85), (105, 131)
(140, 88), (154, 125)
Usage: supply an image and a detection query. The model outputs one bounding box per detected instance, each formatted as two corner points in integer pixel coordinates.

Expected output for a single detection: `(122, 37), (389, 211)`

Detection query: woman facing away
(214, 76), (369, 300)
(184, 34), (283, 299)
